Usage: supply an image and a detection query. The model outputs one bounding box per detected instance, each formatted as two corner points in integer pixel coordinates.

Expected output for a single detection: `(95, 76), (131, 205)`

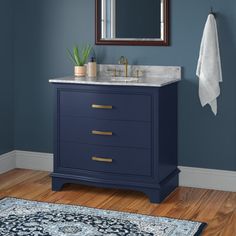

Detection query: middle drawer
(60, 117), (151, 148)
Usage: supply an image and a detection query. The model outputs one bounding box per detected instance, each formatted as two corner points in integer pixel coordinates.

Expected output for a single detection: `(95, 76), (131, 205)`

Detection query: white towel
(196, 14), (222, 115)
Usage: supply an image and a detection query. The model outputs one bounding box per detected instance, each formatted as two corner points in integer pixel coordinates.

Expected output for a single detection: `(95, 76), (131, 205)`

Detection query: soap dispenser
(87, 56), (97, 78)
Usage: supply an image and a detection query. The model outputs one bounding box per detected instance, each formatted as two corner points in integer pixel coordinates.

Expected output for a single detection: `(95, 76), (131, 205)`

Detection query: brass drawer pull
(92, 130), (113, 136)
(91, 104), (113, 109)
(92, 156), (113, 163)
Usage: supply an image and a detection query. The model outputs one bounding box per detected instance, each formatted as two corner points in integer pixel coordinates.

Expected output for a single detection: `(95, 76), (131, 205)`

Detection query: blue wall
(0, 0), (14, 155)
(13, 0), (236, 171)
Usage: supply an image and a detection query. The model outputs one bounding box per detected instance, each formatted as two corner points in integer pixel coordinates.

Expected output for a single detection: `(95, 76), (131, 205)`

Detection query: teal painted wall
(13, 0), (236, 171)
(0, 0), (14, 155)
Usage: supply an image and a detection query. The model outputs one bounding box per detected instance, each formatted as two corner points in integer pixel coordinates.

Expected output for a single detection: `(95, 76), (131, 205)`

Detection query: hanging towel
(196, 14), (222, 115)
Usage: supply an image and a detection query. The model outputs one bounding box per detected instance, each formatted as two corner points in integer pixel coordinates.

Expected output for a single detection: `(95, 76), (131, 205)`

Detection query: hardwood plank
(150, 187), (208, 218)
(203, 192), (236, 236)
(97, 190), (139, 210)
(0, 169), (235, 236)
(219, 208), (236, 236)
(0, 169), (38, 189)
(180, 189), (230, 220)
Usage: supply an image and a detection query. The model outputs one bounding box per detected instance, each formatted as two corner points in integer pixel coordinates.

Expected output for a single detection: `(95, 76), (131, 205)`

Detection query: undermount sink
(109, 77), (139, 82)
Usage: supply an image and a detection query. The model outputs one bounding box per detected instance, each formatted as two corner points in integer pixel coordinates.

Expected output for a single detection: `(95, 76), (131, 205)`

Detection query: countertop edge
(48, 78), (181, 88)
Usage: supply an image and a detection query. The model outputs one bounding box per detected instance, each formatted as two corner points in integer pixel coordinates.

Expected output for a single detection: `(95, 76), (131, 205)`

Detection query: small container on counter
(87, 57), (97, 77)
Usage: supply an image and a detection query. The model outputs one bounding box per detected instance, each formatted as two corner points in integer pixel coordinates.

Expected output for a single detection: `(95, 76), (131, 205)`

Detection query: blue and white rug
(0, 197), (206, 236)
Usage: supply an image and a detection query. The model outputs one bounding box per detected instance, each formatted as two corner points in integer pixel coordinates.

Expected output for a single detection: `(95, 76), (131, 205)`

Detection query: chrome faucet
(118, 56), (128, 77)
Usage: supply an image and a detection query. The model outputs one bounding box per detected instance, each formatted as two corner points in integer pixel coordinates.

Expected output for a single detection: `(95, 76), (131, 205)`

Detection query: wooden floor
(0, 169), (235, 236)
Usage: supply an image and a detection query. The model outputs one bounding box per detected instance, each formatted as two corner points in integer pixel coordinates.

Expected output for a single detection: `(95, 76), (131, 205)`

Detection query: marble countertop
(49, 76), (181, 87)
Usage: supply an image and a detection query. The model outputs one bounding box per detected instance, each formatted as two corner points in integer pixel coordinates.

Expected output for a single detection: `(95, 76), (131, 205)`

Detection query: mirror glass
(96, 0), (169, 46)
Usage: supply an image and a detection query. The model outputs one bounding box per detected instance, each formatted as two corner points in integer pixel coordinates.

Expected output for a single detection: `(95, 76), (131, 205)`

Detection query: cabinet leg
(52, 178), (65, 191)
(143, 189), (161, 204)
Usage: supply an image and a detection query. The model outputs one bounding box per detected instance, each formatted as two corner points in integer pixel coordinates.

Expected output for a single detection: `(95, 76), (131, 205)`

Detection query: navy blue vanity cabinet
(51, 83), (179, 203)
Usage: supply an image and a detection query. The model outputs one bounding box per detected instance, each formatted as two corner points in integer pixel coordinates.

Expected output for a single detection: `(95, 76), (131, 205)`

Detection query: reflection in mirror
(96, 0), (169, 46)
(101, 0), (161, 39)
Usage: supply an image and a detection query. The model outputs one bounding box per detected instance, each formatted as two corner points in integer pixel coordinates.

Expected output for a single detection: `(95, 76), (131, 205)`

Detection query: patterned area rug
(0, 197), (206, 236)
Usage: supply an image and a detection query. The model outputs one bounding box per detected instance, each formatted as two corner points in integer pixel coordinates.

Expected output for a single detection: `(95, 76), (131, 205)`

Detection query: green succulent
(67, 44), (92, 66)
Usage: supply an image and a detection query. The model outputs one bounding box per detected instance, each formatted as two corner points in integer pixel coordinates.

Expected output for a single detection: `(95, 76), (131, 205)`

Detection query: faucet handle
(118, 56), (128, 65)
(134, 69), (144, 78)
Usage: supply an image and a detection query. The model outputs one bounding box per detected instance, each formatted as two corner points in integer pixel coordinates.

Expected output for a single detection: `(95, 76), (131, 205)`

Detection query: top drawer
(59, 90), (152, 122)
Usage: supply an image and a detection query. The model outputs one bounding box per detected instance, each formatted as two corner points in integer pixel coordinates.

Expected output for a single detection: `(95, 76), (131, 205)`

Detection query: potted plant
(67, 44), (92, 77)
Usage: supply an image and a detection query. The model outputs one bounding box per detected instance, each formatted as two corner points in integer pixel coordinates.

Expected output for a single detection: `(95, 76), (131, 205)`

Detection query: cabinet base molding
(51, 169), (179, 204)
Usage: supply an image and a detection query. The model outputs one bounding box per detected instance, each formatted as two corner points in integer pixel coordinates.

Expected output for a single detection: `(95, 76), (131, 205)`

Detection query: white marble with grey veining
(49, 64), (181, 87)
(98, 64), (181, 79)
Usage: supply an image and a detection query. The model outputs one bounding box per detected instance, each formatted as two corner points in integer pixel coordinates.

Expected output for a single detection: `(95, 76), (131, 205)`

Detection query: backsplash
(98, 64), (181, 79)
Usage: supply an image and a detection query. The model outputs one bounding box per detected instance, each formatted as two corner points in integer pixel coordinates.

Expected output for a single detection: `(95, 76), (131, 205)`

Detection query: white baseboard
(15, 151), (53, 172)
(0, 151), (235, 192)
(179, 166), (236, 192)
(0, 151), (16, 174)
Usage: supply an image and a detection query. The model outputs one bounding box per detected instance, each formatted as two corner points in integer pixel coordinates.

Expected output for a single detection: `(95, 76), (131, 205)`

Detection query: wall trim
(15, 150), (53, 172)
(179, 166), (236, 192)
(0, 151), (16, 174)
(0, 151), (235, 192)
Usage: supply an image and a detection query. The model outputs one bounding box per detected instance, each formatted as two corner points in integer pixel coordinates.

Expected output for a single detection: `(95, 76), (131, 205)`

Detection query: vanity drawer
(59, 142), (152, 176)
(60, 117), (151, 148)
(59, 90), (151, 121)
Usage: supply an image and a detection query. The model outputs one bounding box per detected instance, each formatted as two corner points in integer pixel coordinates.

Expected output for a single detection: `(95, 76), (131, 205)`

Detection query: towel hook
(210, 7), (213, 13)
(209, 6), (216, 16)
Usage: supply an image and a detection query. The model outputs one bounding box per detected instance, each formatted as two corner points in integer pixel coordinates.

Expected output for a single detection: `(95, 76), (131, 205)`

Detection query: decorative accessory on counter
(67, 44), (92, 77)
(0, 197), (207, 236)
(87, 57), (97, 77)
(74, 66), (86, 77)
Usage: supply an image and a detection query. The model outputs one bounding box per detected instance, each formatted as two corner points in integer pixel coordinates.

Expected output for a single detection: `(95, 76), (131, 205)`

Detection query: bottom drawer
(59, 142), (152, 177)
